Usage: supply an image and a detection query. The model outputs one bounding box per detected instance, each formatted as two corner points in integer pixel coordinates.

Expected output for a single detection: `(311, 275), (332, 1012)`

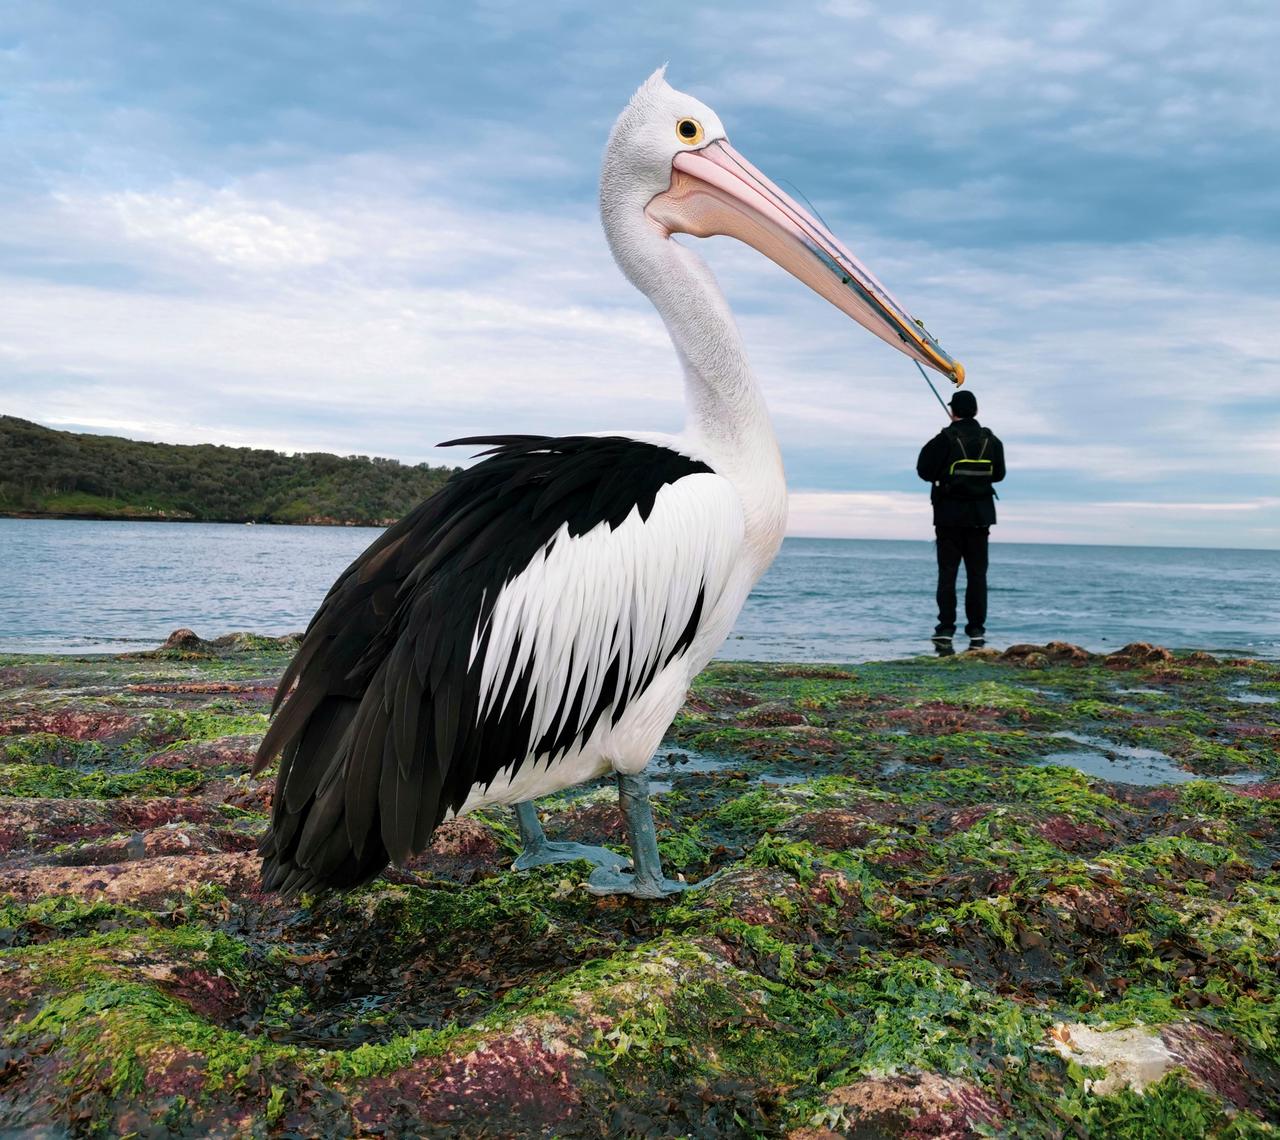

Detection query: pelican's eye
(676, 118), (704, 145)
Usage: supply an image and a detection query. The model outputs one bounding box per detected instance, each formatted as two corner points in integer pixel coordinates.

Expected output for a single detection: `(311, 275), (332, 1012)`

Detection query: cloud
(0, 1), (1277, 547)
(789, 491), (1280, 548)
(97, 188), (341, 271)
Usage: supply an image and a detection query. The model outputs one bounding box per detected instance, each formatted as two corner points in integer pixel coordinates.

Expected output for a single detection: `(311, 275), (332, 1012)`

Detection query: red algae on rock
(126, 680), (276, 698)
(0, 710), (138, 741)
(782, 809), (876, 850)
(1033, 814), (1113, 851)
(817, 1072), (1003, 1139)
(1104, 641), (1177, 668)
(0, 851), (261, 904)
(403, 817), (507, 882)
(351, 1029), (584, 1132)
(1000, 641), (1095, 668)
(876, 701), (1009, 734)
(1159, 1023), (1272, 1111)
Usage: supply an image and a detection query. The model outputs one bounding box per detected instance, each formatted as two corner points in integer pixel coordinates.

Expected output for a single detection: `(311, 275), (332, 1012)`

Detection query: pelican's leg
(585, 772), (694, 898)
(511, 800), (631, 873)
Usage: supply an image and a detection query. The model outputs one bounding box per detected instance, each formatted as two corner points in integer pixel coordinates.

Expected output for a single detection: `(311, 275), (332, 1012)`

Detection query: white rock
(1047, 1022), (1175, 1094)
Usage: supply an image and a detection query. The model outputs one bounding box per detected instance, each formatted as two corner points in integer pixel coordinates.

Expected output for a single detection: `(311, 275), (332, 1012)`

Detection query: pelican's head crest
(602, 68), (728, 203)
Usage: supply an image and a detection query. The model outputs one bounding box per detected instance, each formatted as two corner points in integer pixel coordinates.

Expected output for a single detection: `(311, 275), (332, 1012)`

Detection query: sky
(1, 1), (1277, 548)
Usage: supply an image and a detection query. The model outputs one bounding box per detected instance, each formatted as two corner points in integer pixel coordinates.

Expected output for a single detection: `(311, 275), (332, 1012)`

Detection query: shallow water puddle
(1036, 730), (1263, 786)
(647, 745), (808, 794)
(647, 745), (742, 793)
(541, 745), (791, 802)
(1227, 682), (1278, 705)
(882, 758), (929, 778)
(653, 745), (733, 774)
(754, 771), (812, 788)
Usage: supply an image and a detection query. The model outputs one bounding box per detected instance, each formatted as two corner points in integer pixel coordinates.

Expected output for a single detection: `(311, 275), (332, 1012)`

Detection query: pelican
(254, 70), (962, 898)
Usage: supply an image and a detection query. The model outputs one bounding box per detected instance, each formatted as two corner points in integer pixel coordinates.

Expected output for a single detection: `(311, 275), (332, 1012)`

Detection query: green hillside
(0, 416), (458, 525)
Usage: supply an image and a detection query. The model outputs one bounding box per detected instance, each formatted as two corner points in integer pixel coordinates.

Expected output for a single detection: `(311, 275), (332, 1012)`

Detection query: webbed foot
(514, 840), (631, 874)
(584, 866), (695, 898)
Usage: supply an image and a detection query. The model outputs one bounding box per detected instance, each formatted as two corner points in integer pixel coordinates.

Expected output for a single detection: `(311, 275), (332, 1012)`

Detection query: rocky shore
(1, 634), (1277, 1136)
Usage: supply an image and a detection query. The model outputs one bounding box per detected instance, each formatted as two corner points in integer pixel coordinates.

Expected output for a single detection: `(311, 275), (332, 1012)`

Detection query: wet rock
(0, 797), (222, 858)
(1033, 814), (1112, 851)
(116, 798), (218, 829)
(1048, 1022), (1175, 1094)
(2, 639), (1275, 1134)
(702, 686), (763, 709)
(551, 801), (629, 847)
(1106, 642), (1176, 668)
(142, 735), (259, 771)
(404, 818), (505, 882)
(0, 852), (261, 904)
(210, 631), (302, 651)
(223, 778), (274, 814)
(738, 701), (809, 728)
(695, 867), (802, 930)
(1043, 885), (1134, 937)
(158, 628), (208, 652)
(350, 1022), (584, 1132)
(819, 1072), (1003, 1139)
(761, 724), (843, 753)
(878, 701), (1006, 734)
(1000, 645), (1051, 669)
(0, 799), (113, 854)
(1160, 1022), (1280, 1111)
(782, 809), (875, 850)
(126, 680), (276, 701)
(51, 822), (260, 868)
(1111, 785), (1180, 809)
(0, 710), (138, 741)
(695, 864), (856, 938)
(1000, 643), (1042, 660)
(153, 965), (246, 1023)
(1000, 642), (1093, 668)
(144, 628), (300, 657)
(1044, 640), (1095, 663)
(1181, 651), (1220, 665)
(940, 805), (996, 834)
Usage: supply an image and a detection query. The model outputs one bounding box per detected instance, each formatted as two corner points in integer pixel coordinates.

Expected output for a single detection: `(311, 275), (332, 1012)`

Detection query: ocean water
(1, 518), (1276, 661)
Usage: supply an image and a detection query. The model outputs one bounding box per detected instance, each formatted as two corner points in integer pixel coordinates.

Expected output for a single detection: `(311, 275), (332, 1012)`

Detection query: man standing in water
(916, 390), (1005, 651)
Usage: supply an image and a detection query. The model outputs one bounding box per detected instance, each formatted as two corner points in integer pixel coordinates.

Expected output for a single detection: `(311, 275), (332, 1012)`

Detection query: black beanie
(948, 390), (977, 417)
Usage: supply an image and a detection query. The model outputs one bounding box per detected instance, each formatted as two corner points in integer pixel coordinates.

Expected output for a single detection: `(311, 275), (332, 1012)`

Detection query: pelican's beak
(645, 139), (964, 383)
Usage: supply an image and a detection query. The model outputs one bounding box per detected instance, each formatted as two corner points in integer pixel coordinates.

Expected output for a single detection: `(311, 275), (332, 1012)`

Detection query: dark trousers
(935, 525), (989, 636)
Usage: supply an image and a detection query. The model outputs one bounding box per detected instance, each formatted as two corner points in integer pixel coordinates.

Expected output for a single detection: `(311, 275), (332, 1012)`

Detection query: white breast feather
(469, 472), (743, 752)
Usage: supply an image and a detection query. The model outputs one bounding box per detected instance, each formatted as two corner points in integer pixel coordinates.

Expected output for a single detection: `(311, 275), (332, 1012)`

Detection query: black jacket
(917, 418), (1006, 527)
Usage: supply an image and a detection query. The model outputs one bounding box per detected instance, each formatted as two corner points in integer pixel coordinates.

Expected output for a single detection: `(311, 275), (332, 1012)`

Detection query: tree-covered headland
(0, 416), (457, 526)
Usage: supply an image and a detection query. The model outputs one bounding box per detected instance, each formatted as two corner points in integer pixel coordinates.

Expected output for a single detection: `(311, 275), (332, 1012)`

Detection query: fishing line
(777, 177), (834, 234)
(914, 359), (952, 418)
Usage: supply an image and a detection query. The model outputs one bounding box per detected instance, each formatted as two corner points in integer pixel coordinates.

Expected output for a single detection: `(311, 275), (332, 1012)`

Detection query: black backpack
(941, 426), (996, 500)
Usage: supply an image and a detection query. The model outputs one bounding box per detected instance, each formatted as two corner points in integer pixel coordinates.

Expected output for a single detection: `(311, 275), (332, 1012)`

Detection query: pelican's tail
(257, 695), (391, 897)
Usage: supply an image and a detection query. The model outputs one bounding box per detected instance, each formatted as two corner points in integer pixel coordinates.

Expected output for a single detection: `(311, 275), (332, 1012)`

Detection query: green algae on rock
(0, 636), (1278, 1136)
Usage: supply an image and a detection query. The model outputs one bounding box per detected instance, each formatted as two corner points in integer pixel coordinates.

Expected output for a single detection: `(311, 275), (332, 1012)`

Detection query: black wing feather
(256, 435), (714, 896)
